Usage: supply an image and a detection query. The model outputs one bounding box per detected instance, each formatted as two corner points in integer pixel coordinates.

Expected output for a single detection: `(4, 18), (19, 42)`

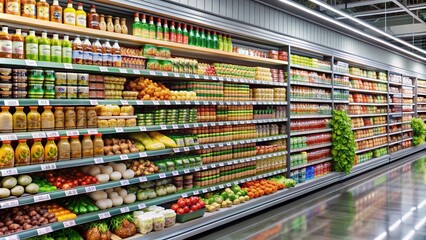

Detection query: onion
(119, 143), (129, 150)
(112, 145), (120, 152)
(129, 147), (139, 153)
(110, 171), (122, 181)
(121, 149), (130, 154)
(112, 139), (119, 145)
(105, 188), (114, 193)
(106, 151), (114, 156)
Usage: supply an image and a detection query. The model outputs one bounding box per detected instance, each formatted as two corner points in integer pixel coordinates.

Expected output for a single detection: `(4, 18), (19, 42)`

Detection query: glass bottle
(170, 21), (176, 42)
(70, 135), (81, 159)
(102, 39), (112, 67)
(120, 18), (128, 34)
(44, 137), (58, 163)
(63, 0), (76, 26)
(176, 22), (183, 43)
(227, 35), (233, 52)
(148, 16), (155, 39)
(64, 106), (76, 129)
(222, 34), (228, 51)
(92, 38), (102, 66)
(141, 14), (149, 38)
(15, 139), (30, 166)
(99, 14), (106, 31)
(54, 106), (64, 130)
(212, 31), (218, 49)
(87, 5), (100, 29)
(57, 136), (70, 161)
(31, 139), (44, 164)
(195, 27), (201, 47)
(189, 25), (195, 46)
(38, 31), (51, 62)
(112, 40), (121, 67)
(21, 0), (36, 18)
(82, 36), (92, 65)
(206, 30), (212, 49)
(106, 15), (114, 32)
(76, 106), (86, 129)
(50, 0), (62, 23)
(72, 35), (83, 64)
(5, 0), (20, 15)
(76, 3), (86, 28)
(218, 33), (223, 51)
(27, 106), (40, 131)
(0, 107), (12, 133)
(114, 17), (121, 33)
(86, 107), (97, 128)
(13, 106), (26, 132)
(41, 106), (54, 130)
(51, 33), (62, 63)
(12, 28), (24, 59)
(62, 35), (72, 63)
(0, 141), (14, 168)
(93, 133), (103, 157)
(0, 0), (3, 13)
(36, 0), (49, 20)
(132, 12), (141, 36)
(182, 23), (188, 44)
(156, 17), (163, 40)
(82, 134), (93, 158)
(200, 29), (206, 47)
(0, 26), (12, 58)
(163, 19), (169, 41)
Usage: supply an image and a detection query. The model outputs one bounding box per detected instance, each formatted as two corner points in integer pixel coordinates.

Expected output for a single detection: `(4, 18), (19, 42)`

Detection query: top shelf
(0, 14), (287, 66)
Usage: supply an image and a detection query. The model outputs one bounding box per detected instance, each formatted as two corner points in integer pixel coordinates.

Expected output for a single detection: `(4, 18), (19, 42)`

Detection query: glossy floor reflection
(195, 154), (426, 240)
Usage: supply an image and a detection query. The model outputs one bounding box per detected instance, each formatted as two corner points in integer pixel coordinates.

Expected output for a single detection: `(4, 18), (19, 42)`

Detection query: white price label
(46, 131), (59, 137)
(120, 100), (129, 105)
(185, 101), (191, 105)
(115, 127), (124, 133)
(218, 143), (223, 147)
(34, 194), (51, 202)
(120, 207), (130, 213)
(219, 185), (224, 188)
(37, 226), (53, 235)
(0, 134), (17, 141)
(133, 69), (140, 74)
(118, 68), (127, 73)
(184, 74), (190, 78)
(136, 100), (144, 105)
(218, 77), (224, 81)
(202, 144), (209, 149)
(239, 159), (245, 163)
(99, 67), (109, 72)
(203, 75), (209, 80)
(193, 190), (199, 195)
(173, 148), (180, 153)
(139, 152), (147, 158)
(32, 132), (47, 138)
(226, 142), (232, 146)
(233, 160), (239, 164)
(194, 145), (200, 150)
(94, 157), (104, 164)
(0, 200), (19, 208)
(1, 168), (18, 176)
(164, 101), (171, 105)
(219, 163), (224, 167)
(98, 212), (111, 219)
(194, 75), (200, 79)
(211, 76), (217, 80)
(38, 100), (50, 106)
(210, 186), (216, 191)
(184, 124), (190, 128)
(41, 163), (56, 170)
(194, 101), (200, 105)
(218, 122), (224, 126)
(85, 186), (96, 193)
(175, 101), (182, 105)
(64, 63), (73, 69)
(181, 193), (188, 198)
(203, 101), (209, 105)
(153, 101), (160, 105)
(227, 161), (232, 165)
(63, 220), (76, 228)
(138, 203), (146, 209)
(225, 122), (231, 125)
(90, 100), (99, 105)
(209, 144), (215, 148)
(65, 189), (78, 196)
(172, 171), (179, 176)
(162, 72), (168, 76)
(66, 130), (79, 136)
(211, 164), (216, 168)
(4, 100), (19, 106)
(149, 71), (156, 75)
(120, 180), (130, 186)
(226, 183), (232, 187)
(120, 155), (128, 160)
(194, 167), (200, 171)
(159, 173), (166, 178)
(139, 126), (147, 131)
(201, 166), (208, 170)
(174, 73), (180, 77)
(212, 101), (217, 105)
(193, 123), (199, 127)
(87, 129), (98, 135)
(184, 169), (190, 174)
(202, 189), (208, 193)
(160, 125), (167, 130)
(184, 147), (190, 152)
(219, 101), (224, 105)
(25, 60), (37, 66)
(139, 176), (147, 182)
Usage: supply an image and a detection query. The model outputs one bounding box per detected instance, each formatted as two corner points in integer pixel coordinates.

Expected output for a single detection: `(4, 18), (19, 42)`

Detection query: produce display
(349, 106), (387, 115)
(41, 169), (98, 189)
(138, 107), (197, 125)
(171, 196), (205, 221)
(290, 86), (331, 99)
(0, 175), (39, 198)
(290, 119), (329, 131)
(63, 195), (99, 215)
(349, 67), (386, 80)
(351, 117), (386, 128)
(356, 137), (387, 150)
(350, 79), (387, 91)
(334, 75), (350, 86)
(355, 147), (388, 164)
(354, 127), (387, 139)
(290, 133), (331, 149)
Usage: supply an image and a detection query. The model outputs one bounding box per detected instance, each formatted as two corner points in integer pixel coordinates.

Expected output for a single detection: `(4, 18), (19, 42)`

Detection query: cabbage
(155, 186), (167, 196)
(165, 184), (176, 194)
(137, 189), (149, 201)
(146, 189), (157, 199)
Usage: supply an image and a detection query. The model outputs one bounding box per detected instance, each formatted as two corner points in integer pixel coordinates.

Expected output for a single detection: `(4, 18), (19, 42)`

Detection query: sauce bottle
(195, 27), (201, 47)
(102, 39), (112, 66)
(141, 14), (149, 38)
(114, 17), (121, 33)
(189, 25), (195, 46)
(170, 21), (176, 42)
(51, 33), (62, 63)
(87, 5), (100, 29)
(156, 17), (163, 40)
(50, 0), (62, 23)
(106, 15), (113, 32)
(62, 34), (72, 63)
(0, 26), (12, 58)
(227, 35), (233, 52)
(82, 37), (92, 65)
(163, 19), (169, 41)
(25, 29), (38, 60)
(36, 0), (49, 20)
(206, 30), (212, 48)
(0, 0), (3, 13)
(22, 0), (35, 18)
(112, 40), (121, 67)
(92, 38), (102, 66)
(38, 31), (51, 62)
(76, 3), (86, 28)
(63, 0), (76, 26)
(72, 35), (83, 64)
(176, 22), (183, 43)
(212, 31), (218, 49)
(120, 18), (128, 34)
(148, 16), (155, 39)
(132, 12), (142, 37)
(12, 28), (24, 59)
(5, 0), (20, 15)
(182, 24), (189, 44)
(200, 29), (206, 47)
(99, 14), (106, 31)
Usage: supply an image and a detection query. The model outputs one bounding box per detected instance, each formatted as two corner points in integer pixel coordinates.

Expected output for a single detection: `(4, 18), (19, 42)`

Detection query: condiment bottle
(21, 0), (36, 18)
(15, 140), (30, 166)
(57, 136), (70, 161)
(82, 36), (92, 65)
(189, 25), (195, 46)
(51, 33), (62, 63)
(132, 12), (141, 36)
(76, 106), (86, 128)
(176, 22), (183, 43)
(44, 137), (58, 162)
(120, 18), (128, 34)
(0, 106), (12, 133)
(13, 106), (26, 131)
(5, 0), (20, 15)
(170, 21), (176, 42)
(218, 33), (223, 51)
(64, 107), (76, 129)
(93, 133), (104, 157)
(62, 34), (72, 63)
(102, 39), (112, 66)
(163, 19), (169, 41)
(38, 31), (51, 62)
(72, 35), (83, 64)
(206, 30), (212, 48)
(200, 29), (206, 47)
(41, 106), (54, 130)
(82, 134), (93, 158)
(91, 38), (102, 66)
(25, 29), (38, 60)
(227, 35), (233, 52)
(148, 16), (155, 39)
(70, 135), (81, 159)
(87, 5), (100, 29)
(0, 141), (14, 168)
(36, 0), (49, 20)
(0, 26), (12, 58)
(50, 0), (62, 23)
(106, 15), (113, 32)
(0, 1), (3, 13)
(76, 3), (86, 28)
(141, 14), (149, 38)
(112, 40), (121, 67)
(31, 139), (44, 164)
(182, 24), (188, 44)
(212, 31), (218, 49)
(114, 17), (121, 33)
(195, 27), (201, 47)
(27, 106), (40, 131)
(63, 0), (76, 26)
(156, 17), (163, 40)
(99, 14), (106, 31)
(54, 106), (64, 129)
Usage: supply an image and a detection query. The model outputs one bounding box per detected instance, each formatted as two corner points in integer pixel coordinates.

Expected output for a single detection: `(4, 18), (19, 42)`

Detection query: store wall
(164, 0), (426, 76)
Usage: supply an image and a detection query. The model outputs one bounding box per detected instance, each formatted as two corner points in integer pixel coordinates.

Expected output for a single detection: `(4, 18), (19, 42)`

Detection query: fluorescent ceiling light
(374, 232), (387, 240)
(389, 219), (402, 231)
(277, 0), (426, 61)
(417, 199), (426, 209)
(402, 230), (415, 240)
(415, 216), (426, 230)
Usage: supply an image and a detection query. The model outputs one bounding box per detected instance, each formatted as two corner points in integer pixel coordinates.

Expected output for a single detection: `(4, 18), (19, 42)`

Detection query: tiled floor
(196, 154), (426, 240)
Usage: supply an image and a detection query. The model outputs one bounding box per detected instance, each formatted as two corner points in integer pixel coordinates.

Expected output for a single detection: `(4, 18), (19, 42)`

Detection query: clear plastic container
(152, 213), (165, 231)
(161, 210), (176, 228)
(136, 214), (153, 234)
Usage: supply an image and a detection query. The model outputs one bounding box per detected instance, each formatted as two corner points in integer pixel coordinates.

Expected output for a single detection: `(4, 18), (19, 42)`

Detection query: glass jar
(121, 18), (128, 34)
(99, 14), (106, 31)
(12, 106), (27, 132)
(70, 135), (81, 159)
(93, 133), (104, 156)
(41, 106), (55, 130)
(86, 107), (97, 128)
(31, 138), (44, 164)
(82, 134), (93, 158)
(27, 106), (40, 131)
(21, 0), (36, 18)
(76, 106), (86, 129)
(5, 0), (20, 15)
(0, 140), (14, 168)
(44, 137), (58, 162)
(15, 139), (30, 166)
(57, 136), (70, 161)
(65, 107), (76, 129)
(0, 106), (12, 133)
(106, 15), (114, 32)
(54, 106), (64, 130)
(114, 17), (121, 33)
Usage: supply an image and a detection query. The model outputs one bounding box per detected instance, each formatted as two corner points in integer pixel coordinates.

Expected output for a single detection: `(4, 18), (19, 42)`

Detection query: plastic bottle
(189, 25), (195, 46)
(141, 14), (149, 38)
(212, 31), (218, 49)
(223, 34), (228, 52)
(63, 0), (76, 26)
(156, 17), (163, 40)
(87, 5), (100, 29)
(12, 28), (24, 59)
(227, 35), (233, 52)
(0, 1), (3, 13)
(182, 24), (188, 44)
(72, 35), (83, 64)
(148, 16), (156, 39)
(176, 22), (183, 43)
(82, 37), (92, 65)
(195, 27), (201, 47)
(163, 19), (169, 41)
(21, 0), (36, 18)
(0, 26), (12, 58)
(200, 28), (206, 47)
(206, 30), (212, 49)
(25, 29), (38, 60)
(5, 0), (20, 15)
(38, 31), (51, 62)
(62, 35), (72, 63)
(51, 33), (62, 63)
(170, 21), (177, 42)
(218, 33), (223, 51)
(76, 3), (86, 28)
(112, 40), (121, 67)
(50, 0), (62, 23)
(36, 0), (49, 20)
(91, 38), (102, 66)
(132, 12), (142, 37)
(102, 39), (112, 67)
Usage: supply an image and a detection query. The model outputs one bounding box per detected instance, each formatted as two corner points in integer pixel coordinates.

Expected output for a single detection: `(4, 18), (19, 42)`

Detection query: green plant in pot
(330, 110), (356, 174)
(411, 117), (426, 146)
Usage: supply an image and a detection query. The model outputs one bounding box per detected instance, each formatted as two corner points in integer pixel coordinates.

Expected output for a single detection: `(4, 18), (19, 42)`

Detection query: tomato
(199, 201), (205, 208)
(189, 210), (193, 213)
(171, 204), (179, 211)
(183, 206), (190, 213)
(192, 196), (200, 203)
(185, 199), (192, 206)
(56, 177), (62, 182)
(48, 177), (55, 183)
(176, 208), (185, 215)
(177, 199), (186, 208)
(81, 181), (87, 185)
(73, 180), (79, 186)
(62, 183), (71, 189)
(191, 204), (199, 211)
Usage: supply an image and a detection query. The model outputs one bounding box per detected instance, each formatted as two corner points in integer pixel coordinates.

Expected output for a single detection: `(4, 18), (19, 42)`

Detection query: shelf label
(65, 189), (78, 196)
(139, 126), (147, 131)
(66, 130), (79, 136)
(218, 143), (223, 147)
(159, 173), (166, 179)
(210, 186), (216, 191)
(85, 186), (96, 193)
(219, 101), (224, 105)
(174, 73), (180, 77)
(25, 60), (37, 66)
(94, 157), (104, 164)
(90, 100), (98, 105)
(218, 122), (224, 126)
(120, 180), (130, 186)
(183, 147), (190, 152)
(0, 200), (19, 208)
(3, 235), (19, 240)
(64, 63), (73, 69)
(120, 207), (130, 213)
(0, 134), (17, 141)
(172, 171), (179, 176)
(139, 152), (147, 158)
(120, 100), (129, 105)
(148, 71), (156, 76)
(41, 163), (56, 171)
(202, 144), (209, 149)
(63, 220), (76, 228)
(115, 127), (124, 133)
(4, 100), (19, 106)
(184, 169), (190, 174)
(1, 168), (18, 176)
(164, 100), (171, 105)
(118, 68), (127, 74)
(184, 74), (190, 78)
(194, 101), (200, 105)
(193, 123), (199, 127)
(37, 226), (53, 235)
(98, 212), (111, 219)
(233, 160), (239, 164)
(211, 76), (217, 80)
(87, 129), (98, 135)
(175, 101), (182, 105)
(194, 145), (200, 150)
(194, 75), (200, 79)
(219, 185), (224, 188)
(138, 203), (146, 209)
(32, 132), (46, 138)
(120, 155), (128, 160)
(218, 77), (224, 81)
(99, 67), (109, 72)
(160, 125), (167, 130)
(38, 100), (50, 106)
(185, 101), (191, 105)
(139, 176), (147, 182)
(203, 101), (209, 105)
(34, 194), (51, 202)
(227, 161), (232, 165)
(46, 131), (59, 137)
(226, 183), (232, 187)
(181, 193), (188, 198)
(201, 166), (208, 170)
(239, 159), (245, 163)
(211, 164), (216, 168)
(193, 190), (199, 195)
(202, 189), (208, 193)
(194, 167), (200, 171)
(133, 69), (140, 74)
(203, 75), (209, 80)
(173, 148), (180, 153)
(219, 163), (224, 167)
(162, 72), (169, 76)
(153, 100), (160, 105)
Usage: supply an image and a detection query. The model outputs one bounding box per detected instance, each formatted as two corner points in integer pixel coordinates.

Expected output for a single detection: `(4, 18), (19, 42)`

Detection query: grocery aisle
(195, 153), (426, 240)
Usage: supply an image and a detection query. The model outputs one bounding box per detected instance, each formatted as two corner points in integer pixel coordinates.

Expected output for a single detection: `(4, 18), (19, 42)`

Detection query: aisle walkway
(196, 154), (426, 240)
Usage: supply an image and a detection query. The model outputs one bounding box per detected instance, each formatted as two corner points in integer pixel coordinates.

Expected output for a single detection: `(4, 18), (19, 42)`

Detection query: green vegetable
(330, 110), (356, 174)
(411, 118), (426, 146)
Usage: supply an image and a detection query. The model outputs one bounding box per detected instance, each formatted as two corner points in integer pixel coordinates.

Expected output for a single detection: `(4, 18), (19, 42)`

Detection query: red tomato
(177, 199), (186, 208)
(73, 180), (78, 186)
(185, 199), (192, 206)
(192, 196), (200, 203)
(191, 204), (199, 211)
(62, 183), (71, 189)
(171, 204), (179, 211)
(57, 177), (62, 182)
(199, 201), (205, 208)
(189, 210), (193, 213)
(81, 181), (87, 185)
(176, 208), (185, 215)
(183, 206), (190, 213)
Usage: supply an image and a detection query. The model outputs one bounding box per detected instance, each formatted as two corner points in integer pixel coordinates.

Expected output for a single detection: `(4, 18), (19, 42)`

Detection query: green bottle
(176, 22), (183, 43)
(132, 12), (142, 37)
(141, 14), (149, 38)
(62, 35), (72, 63)
(163, 19), (169, 41)
(223, 34), (228, 52)
(189, 25), (195, 46)
(51, 33), (62, 63)
(170, 22), (177, 42)
(182, 24), (189, 44)
(212, 31), (218, 49)
(195, 27), (201, 47)
(25, 29), (38, 60)
(200, 29), (206, 48)
(156, 18), (163, 40)
(227, 35), (233, 52)
(148, 16), (156, 39)
(218, 34), (223, 51)
(39, 31), (51, 62)
(206, 31), (212, 49)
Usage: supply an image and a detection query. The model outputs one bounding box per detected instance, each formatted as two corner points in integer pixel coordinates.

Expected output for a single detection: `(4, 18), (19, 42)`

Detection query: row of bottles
(132, 13), (232, 51)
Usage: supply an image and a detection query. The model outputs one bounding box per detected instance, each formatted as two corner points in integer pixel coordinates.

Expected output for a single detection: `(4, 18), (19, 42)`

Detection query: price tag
(219, 163), (224, 167)
(65, 189), (78, 196)
(119, 68), (128, 74)
(201, 166), (207, 170)
(139, 126), (147, 131)
(203, 75), (209, 80)
(194, 167), (200, 171)
(172, 171), (179, 176)
(184, 147), (190, 152)
(233, 160), (239, 164)
(219, 184), (224, 189)
(34, 194), (51, 202)
(211, 164), (216, 168)
(239, 159), (245, 163)
(194, 74), (200, 79)
(0, 134), (17, 141)
(115, 127), (124, 133)
(139, 176), (147, 182)
(160, 125), (167, 130)
(120, 180), (130, 186)
(184, 74), (190, 78)
(0, 200), (19, 208)
(175, 100), (181, 105)
(219, 101), (224, 105)
(83, 186), (98, 194)
(193, 123), (199, 127)
(218, 122), (224, 126)
(174, 73), (180, 77)
(202, 123), (208, 127)
(209, 144), (215, 148)
(181, 193), (188, 198)
(194, 145), (200, 150)
(164, 100), (171, 105)
(90, 100), (99, 105)
(4, 100), (19, 106)
(41, 163), (56, 171)
(203, 101), (209, 105)
(211, 76), (217, 80)
(184, 124), (190, 128)
(139, 152), (147, 158)
(202, 189), (208, 193)
(87, 129), (98, 135)
(37, 226), (53, 235)
(162, 72), (168, 76)
(153, 101), (160, 105)
(120, 207), (130, 214)
(193, 190), (199, 195)
(218, 143), (223, 147)
(251, 157), (256, 161)
(46, 131), (59, 137)
(194, 101), (200, 105)
(184, 169), (190, 174)
(226, 183), (232, 187)
(120, 100), (129, 105)
(210, 186), (216, 191)
(227, 161), (232, 165)
(203, 144), (209, 149)
(120, 155), (128, 160)
(149, 71), (156, 75)
(98, 212), (111, 219)
(185, 101), (191, 105)
(32, 132), (46, 138)
(218, 77), (224, 81)
(66, 130), (79, 136)
(63, 220), (76, 228)
(232, 102), (238, 105)
(133, 69), (140, 74)
(1, 168), (18, 176)
(173, 148), (180, 153)
(138, 203), (146, 209)
(159, 173), (166, 179)
(3, 235), (19, 240)
(38, 99), (50, 106)
(25, 60), (37, 66)
(94, 157), (104, 164)
(99, 66), (109, 72)
(226, 122), (231, 126)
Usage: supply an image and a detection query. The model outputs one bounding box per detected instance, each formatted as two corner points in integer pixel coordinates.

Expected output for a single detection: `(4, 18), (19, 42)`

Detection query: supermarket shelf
(332, 84), (350, 90)
(290, 98), (333, 103)
(348, 74), (388, 84)
(388, 131), (402, 136)
(352, 124), (388, 131)
(355, 143), (388, 154)
(403, 94), (414, 98)
(389, 139), (404, 145)
(348, 88), (388, 94)
(416, 92), (426, 96)
(290, 142), (332, 153)
(349, 102), (388, 106)
(389, 112), (402, 117)
(0, 168), (287, 240)
(389, 122), (402, 126)
(333, 72), (351, 77)
(290, 64), (332, 73)
(291, 157), (333, 170)
(333, 99), (349, 103)
(355, 133), (388, 142)
(0, 135), (287, 177)
(0, 14), (287, 66)
(402, 137), (413, 141)
(403, 84), (415, 88)
(341, 155), (389, 180)
(418, 85), (426, 88)
(389, 81), (402, 86)
(417, 110), (426, 113)
(417, 103), (426, 105)
(289, 81), (333, 89)
(390, 144), (426, 161)
(403, 111), (415, 114)
(290, 128), (332, 136)
(402, 129), (413, 133)
(0, 99), (287, 107)
(0, 151), (287, 209)
(0, 118), (288, 141)
(348, 113), (388, 117)
(290, 115), (332, 119)
(389, 102), (402, 105)
(402, 121), (411, 124)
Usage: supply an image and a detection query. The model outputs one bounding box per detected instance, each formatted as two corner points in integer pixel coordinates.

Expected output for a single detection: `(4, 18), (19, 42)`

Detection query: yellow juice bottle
(75, 3), (86, 28)
(63, 0), (76, 26)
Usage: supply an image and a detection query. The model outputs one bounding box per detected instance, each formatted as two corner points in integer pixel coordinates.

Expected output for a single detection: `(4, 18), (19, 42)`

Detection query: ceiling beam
(335, 3), (426, 18)
(390, 0), (426, 24)
(332, 0), (392, 9)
